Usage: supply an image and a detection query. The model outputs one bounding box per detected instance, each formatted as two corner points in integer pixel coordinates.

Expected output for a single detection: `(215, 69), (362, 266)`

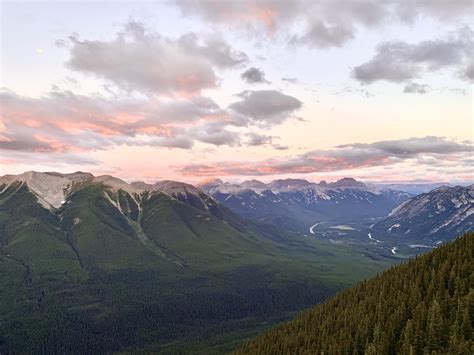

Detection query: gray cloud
(149, 135), (194, 149)
(273, 144), (289, 150)
(395, 0), (474, 23)
(188, 121), (241, 146)
(403, 82), (429, 94)
(64, 21), (247, 95)
(0, 135), (56, 152)
(174, 1), (473, 49)
(179, 33), (249, 68)
(462, 62), (474, 81)
(319, 0), (388, 27)
(145, 96), (226, 123)
(229, 90), (302, 127)
(241, 67), (269, 84)
(177, 0), (376, 48)
(281, 77), (298, 84)
(291, 21), (354, 49)
(353, 29), (473, 84)
(245, 132), (275, 146)
(337, 136), (473, 157)
(179, 136), (473, 176)
(175, 0), (301, 30)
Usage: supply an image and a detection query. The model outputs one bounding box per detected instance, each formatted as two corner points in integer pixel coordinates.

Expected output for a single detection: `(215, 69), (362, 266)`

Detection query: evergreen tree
(426, 299), (445, 352)
(400, 319), (414, 355)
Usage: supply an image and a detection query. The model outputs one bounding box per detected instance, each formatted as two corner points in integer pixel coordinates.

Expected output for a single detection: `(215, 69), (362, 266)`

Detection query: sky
(0, 0), (473, 184)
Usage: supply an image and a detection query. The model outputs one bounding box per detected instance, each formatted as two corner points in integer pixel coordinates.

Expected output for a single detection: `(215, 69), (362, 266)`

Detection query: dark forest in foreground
(238, 232), (473, 354)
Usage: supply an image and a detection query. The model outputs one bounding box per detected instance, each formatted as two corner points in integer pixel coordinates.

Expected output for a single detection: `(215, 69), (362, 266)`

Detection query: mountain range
(0, 171), (392, 353)
(198, 177), (412, 234)
(0, 171), (472, 352)
(198, 177), (473, 249)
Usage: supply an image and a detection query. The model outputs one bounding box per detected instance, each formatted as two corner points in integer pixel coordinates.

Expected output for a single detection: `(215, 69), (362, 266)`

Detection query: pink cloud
(179, 137), (472, 177)
(0, 90), (233, 155)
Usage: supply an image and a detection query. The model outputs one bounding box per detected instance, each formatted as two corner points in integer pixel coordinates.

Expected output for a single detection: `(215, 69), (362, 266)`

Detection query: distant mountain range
(197, 178), (473, 245)
(198, 177), (412, 233)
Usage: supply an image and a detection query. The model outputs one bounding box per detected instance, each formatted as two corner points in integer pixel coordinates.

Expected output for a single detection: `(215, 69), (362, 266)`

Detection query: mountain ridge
(0, 171), (408, 211)
(373, 184), (473, 242)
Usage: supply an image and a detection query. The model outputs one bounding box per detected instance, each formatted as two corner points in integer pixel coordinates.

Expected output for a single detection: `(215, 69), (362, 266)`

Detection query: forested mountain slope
(238, 232), (474, 354)
(0, 172), (392, 353)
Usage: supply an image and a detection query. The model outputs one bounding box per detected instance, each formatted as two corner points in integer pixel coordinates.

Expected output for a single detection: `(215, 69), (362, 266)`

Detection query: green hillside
(238, 232), (474, 354)
(0, 180), (394, 353)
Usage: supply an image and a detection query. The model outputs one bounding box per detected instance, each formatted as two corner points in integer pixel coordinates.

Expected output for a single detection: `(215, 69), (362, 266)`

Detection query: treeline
(238, 232), (473, 354)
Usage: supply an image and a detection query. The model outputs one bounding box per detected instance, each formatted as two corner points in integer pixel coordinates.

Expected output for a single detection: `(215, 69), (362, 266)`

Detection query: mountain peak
(93, 175), (143, 194)
(0, 171), (145, 208)
(0, 171), (82, 208)
(153, 180), (200, 195)
(329, 177), (366, 188)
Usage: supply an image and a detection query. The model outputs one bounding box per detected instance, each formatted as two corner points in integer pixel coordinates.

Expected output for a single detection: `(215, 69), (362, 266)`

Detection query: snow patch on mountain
(388, 223), (401, 232)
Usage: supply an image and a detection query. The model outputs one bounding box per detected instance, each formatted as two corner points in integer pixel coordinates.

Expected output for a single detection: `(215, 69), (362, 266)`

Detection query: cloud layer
(179, 136), (473, 176)
(175, 0), (473, 49)
(0, 87), (302, 162)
